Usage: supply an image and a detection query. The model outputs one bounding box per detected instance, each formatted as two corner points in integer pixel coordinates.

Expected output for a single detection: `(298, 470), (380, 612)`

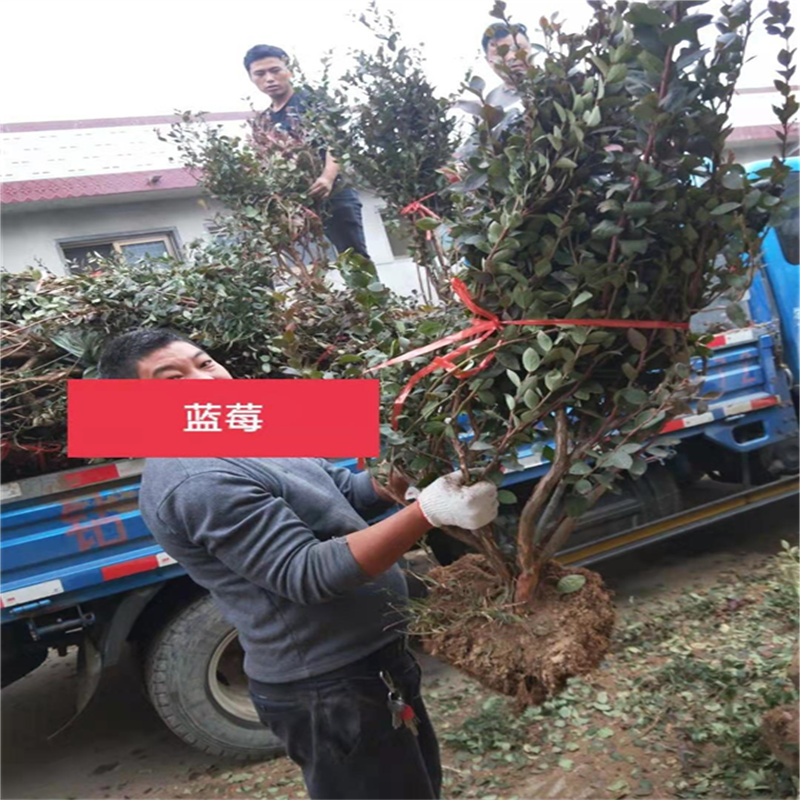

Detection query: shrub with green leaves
(376, 0), (796, 600)
(163, 111), (338, 288)
(318, 3), (459, 301)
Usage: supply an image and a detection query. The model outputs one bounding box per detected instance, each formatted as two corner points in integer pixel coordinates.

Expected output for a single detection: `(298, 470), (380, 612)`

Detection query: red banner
(67, 380), (380, 458)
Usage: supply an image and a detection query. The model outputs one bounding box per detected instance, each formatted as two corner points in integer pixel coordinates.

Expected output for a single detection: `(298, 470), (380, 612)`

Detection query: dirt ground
(2, 497), (797, 800)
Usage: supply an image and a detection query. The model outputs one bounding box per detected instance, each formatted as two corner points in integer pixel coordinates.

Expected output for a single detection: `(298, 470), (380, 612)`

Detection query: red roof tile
(1, 168), (200, 205)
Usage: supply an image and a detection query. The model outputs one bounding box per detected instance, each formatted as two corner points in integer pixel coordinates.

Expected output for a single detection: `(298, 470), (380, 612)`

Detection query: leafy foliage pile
(374, 0), (796, 598)
(0, 245), (427, 479)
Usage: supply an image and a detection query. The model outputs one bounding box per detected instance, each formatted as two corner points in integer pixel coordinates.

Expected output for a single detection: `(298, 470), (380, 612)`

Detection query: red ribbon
(400, 193), (440, 240)
(367, 277), (690, 428)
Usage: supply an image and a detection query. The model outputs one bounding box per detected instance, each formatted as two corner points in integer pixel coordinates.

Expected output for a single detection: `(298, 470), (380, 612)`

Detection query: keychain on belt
(380, 670), (418, 736)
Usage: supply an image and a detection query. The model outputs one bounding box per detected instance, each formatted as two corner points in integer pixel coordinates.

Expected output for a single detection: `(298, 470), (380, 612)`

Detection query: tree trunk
(514, 409), (571, 602)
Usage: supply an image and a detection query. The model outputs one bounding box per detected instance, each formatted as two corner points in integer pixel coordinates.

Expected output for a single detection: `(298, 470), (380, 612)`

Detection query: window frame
(58, 228), (180, 274)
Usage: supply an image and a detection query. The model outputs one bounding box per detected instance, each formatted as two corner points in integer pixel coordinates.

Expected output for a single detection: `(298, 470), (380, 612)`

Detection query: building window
(61, 232), (176, 273)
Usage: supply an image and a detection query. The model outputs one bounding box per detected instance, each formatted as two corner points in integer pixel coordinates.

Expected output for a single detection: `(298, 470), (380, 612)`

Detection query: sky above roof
(1, 0), (786, 125)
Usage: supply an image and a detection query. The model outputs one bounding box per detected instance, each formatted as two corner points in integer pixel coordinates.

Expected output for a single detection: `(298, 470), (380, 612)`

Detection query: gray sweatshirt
(139, 457), (408, 682)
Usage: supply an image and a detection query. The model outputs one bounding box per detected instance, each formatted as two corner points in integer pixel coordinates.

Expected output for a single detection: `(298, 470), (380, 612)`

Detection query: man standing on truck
(99, 328), (499, 800)
(453, 22), (533, 164)
(244, 44), (371, 260)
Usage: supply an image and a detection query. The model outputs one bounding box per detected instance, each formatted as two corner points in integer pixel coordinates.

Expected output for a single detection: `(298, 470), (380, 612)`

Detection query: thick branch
(516, 407), (570, 574)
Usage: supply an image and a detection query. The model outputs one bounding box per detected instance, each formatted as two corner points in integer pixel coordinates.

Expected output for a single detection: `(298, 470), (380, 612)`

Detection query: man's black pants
(250, 640), (441, 799)
(323, 187), (371, 260)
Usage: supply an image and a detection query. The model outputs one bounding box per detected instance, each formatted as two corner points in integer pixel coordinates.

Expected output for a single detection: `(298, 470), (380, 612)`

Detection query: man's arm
(309, 151), (340, 199)
(159, 470), (498, 601)
(314, 459), (407, 513)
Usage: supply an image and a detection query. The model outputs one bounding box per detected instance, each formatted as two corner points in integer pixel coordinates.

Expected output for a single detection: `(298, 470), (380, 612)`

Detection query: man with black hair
(243, 44), (370, 260)
(101, 328), (499, 799)
(453, 22), (533, 164)
(481, 22), (533, 83)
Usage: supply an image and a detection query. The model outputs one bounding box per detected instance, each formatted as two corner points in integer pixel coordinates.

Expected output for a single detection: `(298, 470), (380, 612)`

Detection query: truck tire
(143, 594), (283, 762)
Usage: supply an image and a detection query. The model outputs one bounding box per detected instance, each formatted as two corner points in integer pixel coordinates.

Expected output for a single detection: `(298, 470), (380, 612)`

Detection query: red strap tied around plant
(400, 193), (439, 240)
(367, 277), (690, 429)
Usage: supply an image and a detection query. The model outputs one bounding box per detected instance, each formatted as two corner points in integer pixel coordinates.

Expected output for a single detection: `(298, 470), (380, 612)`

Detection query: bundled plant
(370, 0), (796, 703)
(164, 111), (344, 288)
(317, 2), (459, 301)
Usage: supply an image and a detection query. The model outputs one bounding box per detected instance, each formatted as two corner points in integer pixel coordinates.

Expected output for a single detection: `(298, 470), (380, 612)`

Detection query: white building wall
(1, 195), (219, 274)
(1, 189), (424, 295)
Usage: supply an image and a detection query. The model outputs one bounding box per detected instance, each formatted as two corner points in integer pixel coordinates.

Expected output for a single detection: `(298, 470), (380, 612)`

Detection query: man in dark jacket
(244, 44), (370, 260)
(99, 328), (499, 800)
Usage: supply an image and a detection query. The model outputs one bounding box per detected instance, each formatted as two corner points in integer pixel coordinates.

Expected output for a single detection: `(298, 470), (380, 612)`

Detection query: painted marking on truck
(61, 464), (122, 490)
(100, 551), (176, 582)
(663, 411), (715, 432)
(707, 329), (757, 349)
(156, 552), (177, 568)
(662, 395), (780, 432)
(62, 510), (129, 552)
(0, 579), (64, 609)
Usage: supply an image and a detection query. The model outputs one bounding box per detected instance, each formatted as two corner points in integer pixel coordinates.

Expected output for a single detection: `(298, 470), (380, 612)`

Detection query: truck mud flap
(46, 635), (103, 741)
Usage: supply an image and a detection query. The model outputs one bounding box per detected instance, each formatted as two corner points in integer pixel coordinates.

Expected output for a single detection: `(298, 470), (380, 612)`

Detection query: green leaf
(498, 489), (517, 505)
(710, 201), (741, 215)
(622, 201), (654, 217)
(575, 479), (593, 495)
(556, 574), (587, 594)
(626, 3), (671, 25)
(544, 370), (563, 391)
(629, 457), (647, 477)
(592, 220), (624, 238)
(572, 291), (593, 307)
(622, 362), (639, 381)
(584, 106), (602, 127)
(618, 238), (649, 256)
(725, 302), (748, 327)
(534, 259), (552, 277)
(522, 348), (541, 372)
(558, 758), (574, 771)
(523, 388), (540, 409)
(721, 170), (745, 191)
(415, 217), (440, 232)
(569, 461), (592, 475)
(601, 450), (634, 470)
(496, 350), (521, 370)
(487, 220), (504, 243)
(565, 494), (589, 517)
(606, 63), (628, 84)
(554, 157), (578, 169)
(627, 328), (648, 352)
(537, 332), (553, 353)
(622, 387), (649, 405)
(507, 369), (521, 388)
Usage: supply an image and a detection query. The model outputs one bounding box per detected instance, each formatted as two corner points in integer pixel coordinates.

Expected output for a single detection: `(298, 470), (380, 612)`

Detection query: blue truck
(2, 161), (797, 761)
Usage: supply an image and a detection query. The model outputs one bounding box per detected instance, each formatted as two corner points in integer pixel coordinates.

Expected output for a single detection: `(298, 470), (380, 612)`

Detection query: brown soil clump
(762, 704), (799, 773)
(789, 649), (799, 690)
(418, 554), (615, 705)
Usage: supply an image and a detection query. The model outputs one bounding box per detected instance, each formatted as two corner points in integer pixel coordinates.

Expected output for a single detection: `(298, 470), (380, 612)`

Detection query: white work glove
(408, 471), (499, 530)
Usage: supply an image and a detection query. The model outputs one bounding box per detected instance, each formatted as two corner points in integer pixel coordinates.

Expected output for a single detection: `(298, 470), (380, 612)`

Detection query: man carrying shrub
(99, 328), (499, 800)
(244, 44), (371, 260)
